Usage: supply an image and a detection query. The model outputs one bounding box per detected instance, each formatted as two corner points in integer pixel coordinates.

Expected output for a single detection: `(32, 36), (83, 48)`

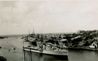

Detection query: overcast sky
(0, 0), (98, 35)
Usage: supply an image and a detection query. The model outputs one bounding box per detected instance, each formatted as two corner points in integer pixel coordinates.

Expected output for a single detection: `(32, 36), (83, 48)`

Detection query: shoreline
(68, 47), (98, 51)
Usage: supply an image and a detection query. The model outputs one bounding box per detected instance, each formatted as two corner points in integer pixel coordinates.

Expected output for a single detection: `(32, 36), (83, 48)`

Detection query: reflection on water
(25, 51), (68, 61)
(41, 54), (68, 61)
(68, 50), (98, 61)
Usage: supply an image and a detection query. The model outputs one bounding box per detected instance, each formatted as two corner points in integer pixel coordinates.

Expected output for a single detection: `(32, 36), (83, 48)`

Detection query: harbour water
(68, 49), (98, 61)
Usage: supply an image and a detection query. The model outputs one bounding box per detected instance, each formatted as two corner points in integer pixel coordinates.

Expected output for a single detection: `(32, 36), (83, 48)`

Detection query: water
(68, 49), (98, 61)
(0, 36), (24, 61)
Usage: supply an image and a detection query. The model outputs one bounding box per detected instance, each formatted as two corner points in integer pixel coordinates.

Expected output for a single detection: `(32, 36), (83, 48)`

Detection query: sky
(0, 0), (98, 35)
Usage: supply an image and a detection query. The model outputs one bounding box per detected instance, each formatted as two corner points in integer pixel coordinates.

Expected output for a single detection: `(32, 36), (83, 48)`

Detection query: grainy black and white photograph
(0, 0), (98, 61)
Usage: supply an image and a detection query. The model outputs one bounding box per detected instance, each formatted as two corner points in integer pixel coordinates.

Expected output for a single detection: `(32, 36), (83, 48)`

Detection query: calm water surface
(68, 50), (98, 61)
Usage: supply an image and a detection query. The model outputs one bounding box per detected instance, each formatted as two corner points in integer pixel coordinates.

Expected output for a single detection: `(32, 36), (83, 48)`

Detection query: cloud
(0, 0), (98, 35)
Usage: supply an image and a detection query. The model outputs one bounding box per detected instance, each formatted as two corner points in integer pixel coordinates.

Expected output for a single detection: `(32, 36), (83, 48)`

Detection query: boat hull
(23, 47), (68, 56)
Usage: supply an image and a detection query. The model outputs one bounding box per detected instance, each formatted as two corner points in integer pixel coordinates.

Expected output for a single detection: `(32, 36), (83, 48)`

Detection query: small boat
(0, 36), (8, 39)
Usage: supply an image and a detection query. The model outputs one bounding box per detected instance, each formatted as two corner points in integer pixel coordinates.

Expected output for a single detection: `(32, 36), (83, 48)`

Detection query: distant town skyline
(0, 0), (98, 35)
